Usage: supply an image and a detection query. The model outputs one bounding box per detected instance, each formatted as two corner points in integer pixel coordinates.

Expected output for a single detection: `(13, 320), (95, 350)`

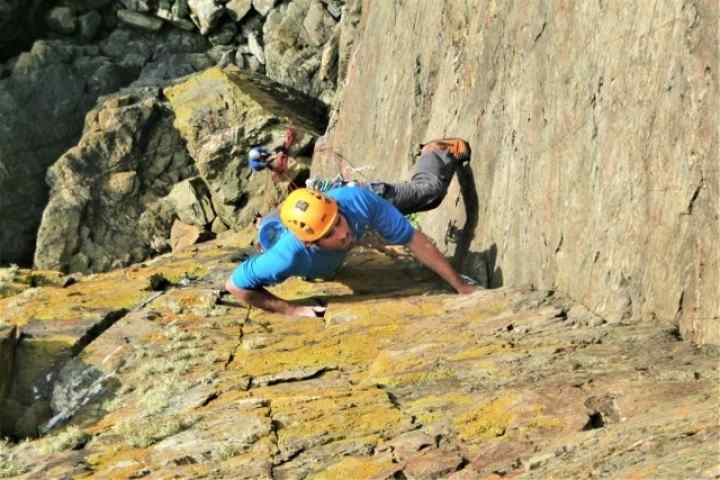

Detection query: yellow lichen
(405, 393), (476, 425)
(311, 455), (398, 480)
(272, 388), (409, 445)
(454, 395), (517, 442)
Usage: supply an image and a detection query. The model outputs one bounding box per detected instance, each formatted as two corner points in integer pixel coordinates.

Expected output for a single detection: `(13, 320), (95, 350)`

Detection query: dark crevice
(380, 386), (402, 410)
(457, 457), (471, 471)
(685, 177), (704, 215)
(666, 326), (683, 342)
(272, 445), (306, 473)
(582, 412), (605, 430)
(224, 352), (235, 369)
(251, 367), (336, 388)
(70, 309), (129, 357)
(199, 391), (220, 408)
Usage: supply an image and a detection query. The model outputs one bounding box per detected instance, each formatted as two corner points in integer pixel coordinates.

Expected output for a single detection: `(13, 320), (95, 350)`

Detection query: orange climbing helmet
(280, 188), (339, 242)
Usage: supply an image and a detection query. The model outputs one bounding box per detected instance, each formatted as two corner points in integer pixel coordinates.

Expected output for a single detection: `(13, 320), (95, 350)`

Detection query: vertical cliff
(315, 0), (718, 344)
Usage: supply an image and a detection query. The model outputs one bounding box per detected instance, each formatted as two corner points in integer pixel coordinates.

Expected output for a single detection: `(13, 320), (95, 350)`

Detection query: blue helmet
(248, 146), (271, 171)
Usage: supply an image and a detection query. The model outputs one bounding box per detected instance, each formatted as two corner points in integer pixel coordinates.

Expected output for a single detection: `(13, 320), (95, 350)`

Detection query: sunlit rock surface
(0, 230), (717, 478)
(313, 1), (719, 345)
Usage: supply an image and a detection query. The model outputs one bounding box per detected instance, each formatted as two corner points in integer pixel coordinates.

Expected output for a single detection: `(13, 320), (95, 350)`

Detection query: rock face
(34, 67), (326, 274)
(314, 1), (719, 344)
(0, 234), (717, 477)
(34, 89), (194, 273)
(263, 0), (362, 103)
(0, 40), (139, 266)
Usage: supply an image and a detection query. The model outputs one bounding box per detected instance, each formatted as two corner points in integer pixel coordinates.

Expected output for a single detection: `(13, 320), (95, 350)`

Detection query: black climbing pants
(369, 148), (459, 215)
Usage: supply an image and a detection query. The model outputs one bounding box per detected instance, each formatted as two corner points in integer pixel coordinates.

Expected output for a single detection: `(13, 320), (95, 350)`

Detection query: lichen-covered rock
(0, 235), (717, 477)
(34, 89), (196, 273)
(163, 66), (327, 228)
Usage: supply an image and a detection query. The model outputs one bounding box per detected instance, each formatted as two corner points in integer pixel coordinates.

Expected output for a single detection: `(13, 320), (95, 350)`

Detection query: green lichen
(36, 426), (90, 455)
(117, 415), (197, 448)
(0, 440), (29, 478)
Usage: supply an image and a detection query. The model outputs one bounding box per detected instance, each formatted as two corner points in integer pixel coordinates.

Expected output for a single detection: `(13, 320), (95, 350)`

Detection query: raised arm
(406, 230), (475, 294)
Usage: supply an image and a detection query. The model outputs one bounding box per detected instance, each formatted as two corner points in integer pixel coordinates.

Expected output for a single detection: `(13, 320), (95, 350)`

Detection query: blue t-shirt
(230, 186), (415, 289)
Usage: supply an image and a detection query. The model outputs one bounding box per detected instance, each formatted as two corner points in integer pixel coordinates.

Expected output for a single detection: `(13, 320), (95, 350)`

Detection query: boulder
(167, 177), (216, 226)
(101, 28), (211, 87)
(252, 0), (277, 17)
(34, 89), (196, 273)
(163, 66), (327, 229)
(157, 0), (195, 31)
(170, 220), (203, 252)
(78, 11), (103, 40)
(187, 0), (225, 35)
(117, 9), (165, 31)
(226, 0), (252, 22)
(0, 39), (139, 266)
(46, 6), (78, 35)
(263, 0), (346, 102)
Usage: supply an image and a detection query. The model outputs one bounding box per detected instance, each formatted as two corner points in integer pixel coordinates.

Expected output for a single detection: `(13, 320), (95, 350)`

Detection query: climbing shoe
(419, 138), (472, 164)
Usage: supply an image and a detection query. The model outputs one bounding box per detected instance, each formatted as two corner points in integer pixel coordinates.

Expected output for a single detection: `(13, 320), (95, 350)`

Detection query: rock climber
(226, 138), (476, 317)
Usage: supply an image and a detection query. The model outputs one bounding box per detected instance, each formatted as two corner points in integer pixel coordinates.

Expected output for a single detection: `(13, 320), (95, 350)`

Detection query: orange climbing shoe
(419, 137), (472, 164)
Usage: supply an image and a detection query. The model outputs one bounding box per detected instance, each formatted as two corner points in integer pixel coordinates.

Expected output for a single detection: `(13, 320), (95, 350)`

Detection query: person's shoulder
(266, 229), (307, 257)
(327, 185), (376, 206)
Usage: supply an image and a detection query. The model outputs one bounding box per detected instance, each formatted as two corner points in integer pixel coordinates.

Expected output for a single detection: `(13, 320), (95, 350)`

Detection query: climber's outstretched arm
(225, 280), (325, 318)
(406, 230), (475, 294)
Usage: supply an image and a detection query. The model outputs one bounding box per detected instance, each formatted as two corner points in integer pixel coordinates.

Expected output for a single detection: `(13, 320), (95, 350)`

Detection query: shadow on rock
(451, 162), (479, 266)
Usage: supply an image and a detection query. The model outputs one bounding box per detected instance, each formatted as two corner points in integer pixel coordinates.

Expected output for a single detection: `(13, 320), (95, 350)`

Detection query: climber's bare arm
(406, 231), (475, 294)
(225, 280), (325, 318)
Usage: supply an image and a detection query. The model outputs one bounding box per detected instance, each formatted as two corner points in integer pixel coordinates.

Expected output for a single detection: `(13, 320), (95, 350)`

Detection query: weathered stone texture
(164, 66), (327, 228)
(315, 1), (719, 344)
(0, 40), (138, 266)
(0, 237), (717, 477)
(34, 89), (196, 273)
